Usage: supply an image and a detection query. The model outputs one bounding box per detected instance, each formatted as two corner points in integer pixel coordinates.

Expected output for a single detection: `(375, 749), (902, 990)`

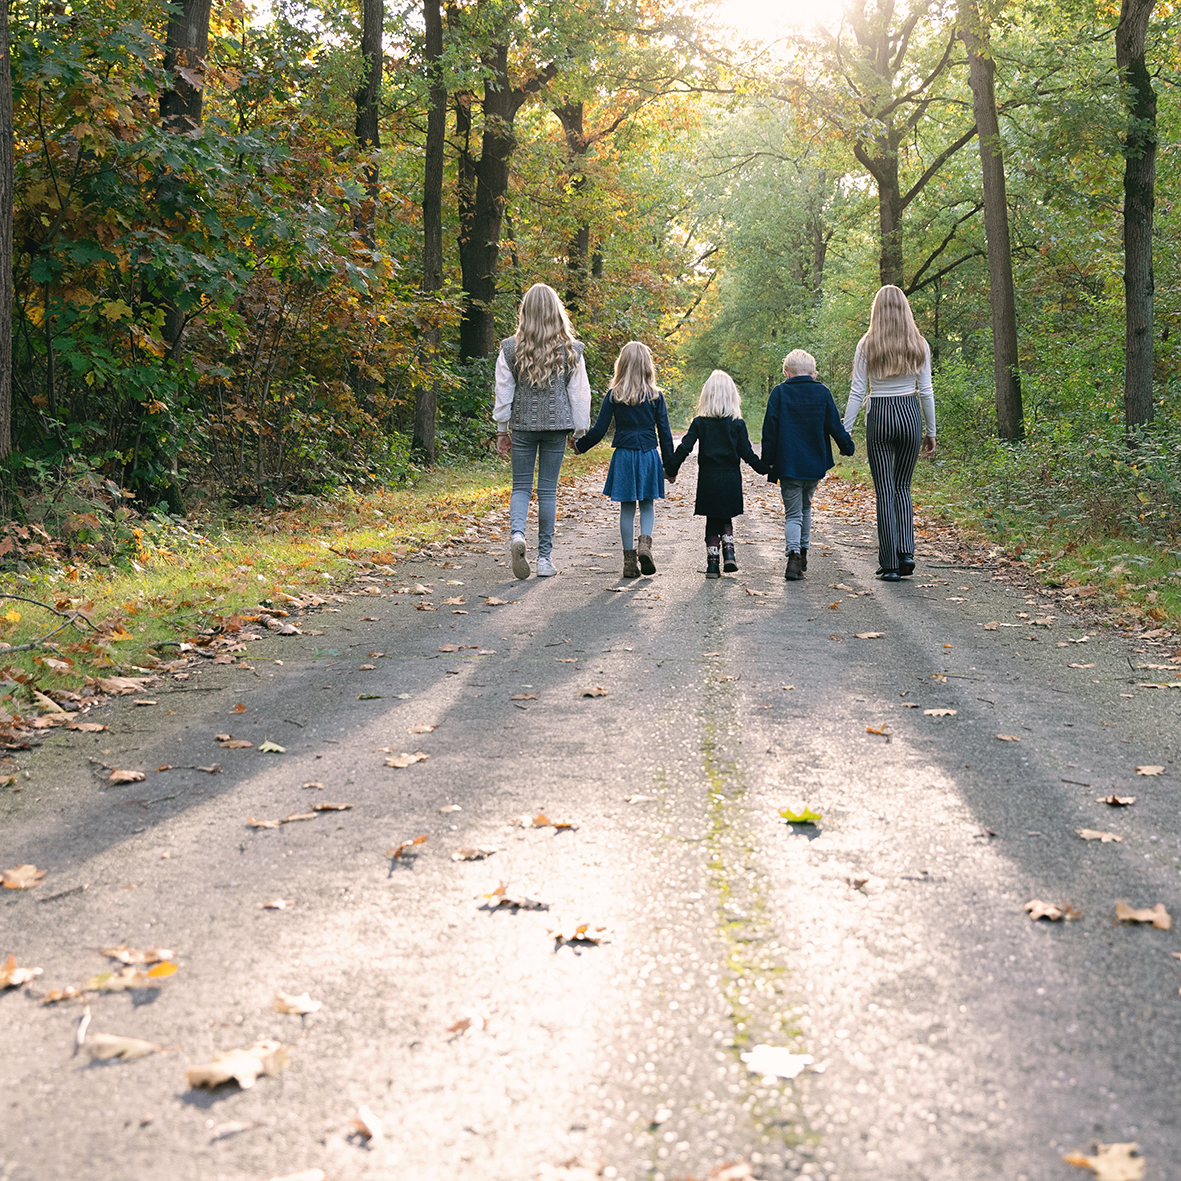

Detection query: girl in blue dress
(572, 342), (675, 578)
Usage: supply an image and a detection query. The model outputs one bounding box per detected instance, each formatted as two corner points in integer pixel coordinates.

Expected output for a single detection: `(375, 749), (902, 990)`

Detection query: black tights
(705, 516), (733, 547)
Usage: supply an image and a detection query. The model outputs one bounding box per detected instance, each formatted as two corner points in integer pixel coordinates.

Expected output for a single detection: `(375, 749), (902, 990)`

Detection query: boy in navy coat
(761, 349), (855, 581)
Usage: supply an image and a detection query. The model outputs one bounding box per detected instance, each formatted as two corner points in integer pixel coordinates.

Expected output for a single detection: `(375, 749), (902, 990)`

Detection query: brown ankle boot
(622, 549), (640, 578)
(637, 534), (655, 574)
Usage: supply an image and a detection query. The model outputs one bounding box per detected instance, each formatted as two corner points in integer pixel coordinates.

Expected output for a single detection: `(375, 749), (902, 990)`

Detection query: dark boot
(898, 553), (915, 576)
(721, 534), (737, 573)
(784, 551), (803, 581)
(637, 534), (656, 575)
(706, 545), (721, 579)
(622, 549), (640, 578)
(799, 547), (808, 572)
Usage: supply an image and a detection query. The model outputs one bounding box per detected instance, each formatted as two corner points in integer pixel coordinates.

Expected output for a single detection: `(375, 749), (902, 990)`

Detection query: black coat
(761, 375), (855, 483)
(667, 416), (767, 518)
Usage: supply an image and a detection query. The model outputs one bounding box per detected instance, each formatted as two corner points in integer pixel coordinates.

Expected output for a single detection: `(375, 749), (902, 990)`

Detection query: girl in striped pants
(843, 286), (937, 582)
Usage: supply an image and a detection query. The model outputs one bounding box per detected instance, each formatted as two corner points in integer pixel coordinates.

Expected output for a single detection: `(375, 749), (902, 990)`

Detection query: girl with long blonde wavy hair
(842, 285), (937, 581)
(492, 283), (591, 578)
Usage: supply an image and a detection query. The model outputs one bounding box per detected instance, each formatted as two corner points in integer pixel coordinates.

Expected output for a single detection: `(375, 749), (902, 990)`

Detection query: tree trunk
(962, 8), (1023, 440)
(1116, 0), (1156, 431)
(876, 143), (904, 288)
(353, 0), (383, 251)
(161, 0), (212, 133)
(554, 101), (591, 313)
(0, 0), (12, 464)
(413, 0), (445, 462)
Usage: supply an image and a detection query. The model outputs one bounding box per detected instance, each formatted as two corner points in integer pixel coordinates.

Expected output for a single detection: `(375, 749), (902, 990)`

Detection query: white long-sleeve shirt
(493, 350), (591, 433)
(843, 339), (936, 437)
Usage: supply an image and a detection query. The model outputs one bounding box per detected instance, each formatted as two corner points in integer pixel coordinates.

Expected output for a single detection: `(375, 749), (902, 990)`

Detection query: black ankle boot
(706, 545), (721, 579)
(721, 535), (737, 573)
(799, 547), (808, 572)
(898, 553), (915, 576)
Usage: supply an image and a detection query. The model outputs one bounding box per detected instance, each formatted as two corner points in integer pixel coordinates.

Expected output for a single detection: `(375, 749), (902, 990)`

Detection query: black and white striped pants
(866, 395), (922, 570)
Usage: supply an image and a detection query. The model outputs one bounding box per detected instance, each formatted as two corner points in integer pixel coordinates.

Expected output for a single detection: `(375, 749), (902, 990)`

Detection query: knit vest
(501, 337), (582, 432)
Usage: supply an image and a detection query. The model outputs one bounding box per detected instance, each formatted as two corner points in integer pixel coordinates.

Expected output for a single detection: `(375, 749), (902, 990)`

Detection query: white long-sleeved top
(493, 350), (591, 433)
(843, 339), (936, 438)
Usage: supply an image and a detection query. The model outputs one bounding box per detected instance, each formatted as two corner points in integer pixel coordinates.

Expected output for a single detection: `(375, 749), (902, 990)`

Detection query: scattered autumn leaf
(855, 632), (884, 639)
(1115, 901), (1171, 929)
(0, 954), (42, 987)
(1078, 829), (1123, 843)
(1097, 794), (1136, 807)
(107, 768), (146, 784)
(385, 751), (429, 768)
(273, 991), (321, 1015)
(70, 722), (107, 733)
(86, 962), (179, 991)
(196, 763), (222, 774)
(483, 597), (511, 606)
(247, 817), (281, 829)
(231, 703), (247, 713)
(280, 811), (316, 824)
(510, 693), (536, 700)
(511, 812), (577, 830)
(95, 676), (150, 695)
(744, 587), (765, 596)
(549, 921), (610, 945)
(995, 734), (1020, 742)
(1024, 899), (1077, 922)
(407, 723), (438, 734)
(2, 864), (46, 890)
(779, 806), (822, 824)
(924, 708), (956, 717)
(185, 1038), (289, 1090)
(983, 621), (999, 630)
(579, 686), (608, 697)
(901, 701), (918, 708)
(442, 596), (465, 605)
(260, 899), (294, 910)
(87, 1033), (168, 1062)
(1134, 765), (1164, 776)
(350, 1105), (384, 1143)
(312, 802), (351, 812)
(438, 804), (461, 813)
(1063, 1142), (1145, 1181)
(452, 847), (497, 861)
(480, 882), (549, 910)
(302, 781), (325, 790)
(1068, 663), (1096, 670)
(258, 740), (285, 753)
(220, 739), (253, 749)
(865, 724), (890, 736)
(387, 834), (428, 859)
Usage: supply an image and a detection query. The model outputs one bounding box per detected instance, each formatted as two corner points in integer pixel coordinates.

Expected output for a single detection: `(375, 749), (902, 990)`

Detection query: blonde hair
(513, 283), (577, 388)
(782, 349), (817, 377)
(861, 285), (928, 379)
(609, 341), (658, 406)
(696, 370), (742, 418)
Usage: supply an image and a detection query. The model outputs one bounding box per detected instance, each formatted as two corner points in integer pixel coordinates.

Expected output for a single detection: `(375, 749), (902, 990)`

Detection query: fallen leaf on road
(983, 621), (999, 630)
(87, 1033), (168, 1061)
(358, 663), (376, 670)
(996, 734), (1020, 742)
(579, 686), (608, 697)
(232, 702), (247, 713)
(220, 739), (253, 749)
(855, 632), (884, 639)
(480, 882), (549, 910)
(385, 751), (429, 768)
(865, 724), (890, 736)
(272, 991), (321, 1015)
(185, 1038), (289, 1090)
(1134, 765), (1164, 776)
(1024, 899), (1078, 921)
(744, 588), (766, 596)
(100, 944), (174, 965)
(208, 1120), (261, 1142)
(740, 1044), (814, 1080)
(407, 723), (438, 733)
(442, 597), (465, 605)
(195, 764), (222, 774)
(302, 781), (325, 790)
(830, 583), (854, 592)
(156, 764), (173, 772)
(779, 806), (822, 824)
(86, 962), (179, 991)
(511, 813), (577, 830)
(387, 834), (428, 859)
(1078, 829), (1123, 843)
(107, 768), (146, 784)
(1068, 663), (1096, 669)
(1116, 901), (1171, 929)
(439, 644), (461, 652)
(70, 722), (107, 733)
(247, 817), (281, 829)
(2, 864), (46, 889)
(95, 676), (150, 695)
(260, 899), (294, 909)
(555, 657), (578, 662)
(549, 921), (610, 945)
(280, 812), (316, 824)
(924, 708), (957, 717)
(1063, 1141), (1145, 1180)
(0, 954), (42, 987)
(781, 684), (795, 690)
(133, 699), (157, 707)
(358, 693), (384, 699)
(439, 804), (461, 813)
(1098, 795), (1136, 807)
(410, 584), (433, 595)
(452, 847), (497, 860)
(258, 741), (285, 753)
(448, 1010), (489, 1035)
(312, 802), (351, 812)
(483, 597), (511, 606)
(510, 693), (536, 700)
(359, 617), (381, 622)
(901, 702), (918, 708)
(415, 603), (437, 611)
(715, 674), (739, 682)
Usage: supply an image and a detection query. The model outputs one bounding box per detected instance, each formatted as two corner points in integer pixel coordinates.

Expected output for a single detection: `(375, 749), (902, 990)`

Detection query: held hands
(496, 432), (511, 458)
(920, 435), (936, 457)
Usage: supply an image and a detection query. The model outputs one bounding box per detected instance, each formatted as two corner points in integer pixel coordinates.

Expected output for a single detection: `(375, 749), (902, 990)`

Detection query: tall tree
(413, 0), (445, 460)
(0, 0), (12, 462)
(1115, 0), (1156, 430)
(960, 2), (1022, 440)
(353, 0), (383, 251)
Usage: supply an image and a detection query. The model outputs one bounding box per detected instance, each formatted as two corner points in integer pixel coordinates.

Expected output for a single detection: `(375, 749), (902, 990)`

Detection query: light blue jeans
(780, 478), (819, 553)
(510, 430), (567, 559)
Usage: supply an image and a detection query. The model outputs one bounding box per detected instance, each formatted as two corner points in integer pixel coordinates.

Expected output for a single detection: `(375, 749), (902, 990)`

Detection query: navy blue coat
(761, 375), (855, 484)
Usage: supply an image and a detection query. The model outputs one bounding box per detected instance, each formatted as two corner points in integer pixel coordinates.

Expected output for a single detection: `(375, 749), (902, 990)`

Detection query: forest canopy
(1, 0), (1177, 545)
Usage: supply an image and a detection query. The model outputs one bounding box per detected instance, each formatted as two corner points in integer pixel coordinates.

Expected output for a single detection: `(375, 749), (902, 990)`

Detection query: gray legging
(510, 430), (567, 559)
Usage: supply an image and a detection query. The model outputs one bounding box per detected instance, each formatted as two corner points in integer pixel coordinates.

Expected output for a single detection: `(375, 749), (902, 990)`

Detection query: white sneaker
(510, 534), (530, 580)
(535, 556), (557, 577)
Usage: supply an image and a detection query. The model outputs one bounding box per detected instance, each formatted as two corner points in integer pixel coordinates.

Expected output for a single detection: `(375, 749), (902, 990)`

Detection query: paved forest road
(3, 454), (1180, 1181)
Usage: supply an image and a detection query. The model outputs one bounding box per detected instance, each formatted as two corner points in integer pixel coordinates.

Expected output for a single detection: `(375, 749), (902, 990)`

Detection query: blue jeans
(510, 430), (567, 559)
(780, 478), (819, 553)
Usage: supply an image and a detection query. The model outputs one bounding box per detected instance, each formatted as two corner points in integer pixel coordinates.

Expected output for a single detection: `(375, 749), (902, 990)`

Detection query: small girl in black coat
(666, 370), (768, 578)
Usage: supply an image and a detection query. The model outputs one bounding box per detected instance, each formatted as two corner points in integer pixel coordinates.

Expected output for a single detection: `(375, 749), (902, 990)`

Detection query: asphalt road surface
(3, 453), (1179, 1181)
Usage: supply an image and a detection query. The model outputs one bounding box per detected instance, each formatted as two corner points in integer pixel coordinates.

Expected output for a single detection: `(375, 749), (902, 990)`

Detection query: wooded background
(0, 0), (1177, 545)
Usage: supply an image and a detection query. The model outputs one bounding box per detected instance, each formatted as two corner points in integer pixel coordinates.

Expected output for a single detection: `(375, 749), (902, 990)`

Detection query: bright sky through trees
(709, 0), (846, 36)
